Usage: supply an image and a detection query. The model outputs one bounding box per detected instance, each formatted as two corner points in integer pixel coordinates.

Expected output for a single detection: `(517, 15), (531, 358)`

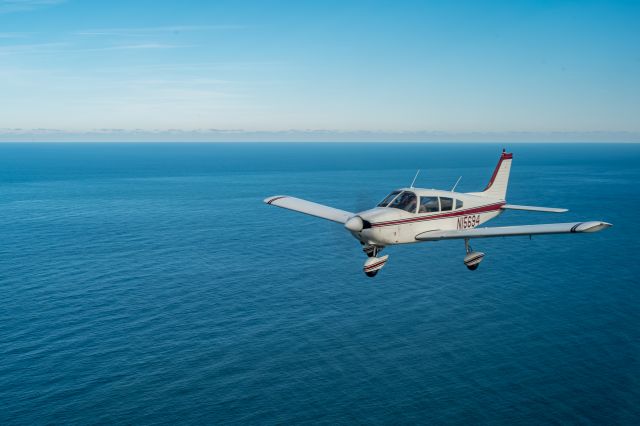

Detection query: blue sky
(1, 0), (639, 141)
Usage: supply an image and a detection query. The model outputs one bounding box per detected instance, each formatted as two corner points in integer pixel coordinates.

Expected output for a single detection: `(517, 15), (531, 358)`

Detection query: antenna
(451, 176), (462, 192)
(410, 169), (420, 188)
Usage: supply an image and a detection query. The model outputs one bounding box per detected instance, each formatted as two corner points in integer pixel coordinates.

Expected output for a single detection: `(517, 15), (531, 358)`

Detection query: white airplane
(264, 150), (612, 277)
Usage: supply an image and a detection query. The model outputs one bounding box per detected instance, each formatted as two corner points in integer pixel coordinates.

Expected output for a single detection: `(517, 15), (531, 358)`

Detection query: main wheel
(365, 270), (379, 277)
(464, 251), (485, 271)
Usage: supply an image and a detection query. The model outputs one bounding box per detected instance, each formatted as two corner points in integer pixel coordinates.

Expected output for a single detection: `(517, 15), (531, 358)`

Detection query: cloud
(0, 31), (32, 38)
(0, 0), (66, 14)
(85, 43), (184, 51)
(0, 42), (69, 55)
(0, 41), (182, 55)
(74, 25), (245, 37)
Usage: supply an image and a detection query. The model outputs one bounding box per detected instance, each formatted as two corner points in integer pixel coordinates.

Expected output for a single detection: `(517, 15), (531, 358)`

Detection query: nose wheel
(362, 245), (388, 277)
(464, 238), (485, 270)
(363, 255), (389, 277)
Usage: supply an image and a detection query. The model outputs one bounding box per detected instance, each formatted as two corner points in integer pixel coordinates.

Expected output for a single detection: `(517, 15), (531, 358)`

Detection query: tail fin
(481, 150), (512, 200)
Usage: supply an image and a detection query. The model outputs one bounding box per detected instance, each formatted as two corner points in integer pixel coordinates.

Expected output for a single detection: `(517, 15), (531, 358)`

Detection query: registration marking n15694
(457, 214), (480, 230)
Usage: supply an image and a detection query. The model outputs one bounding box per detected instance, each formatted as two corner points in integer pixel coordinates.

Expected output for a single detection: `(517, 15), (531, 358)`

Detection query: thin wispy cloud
(0, 0), (65, 14)
(75, 25), (245, 37)
(0, 41), (183, 55)
(89, 62), (287, 72)
(0, 41), (68, 55)
(0, 31), (32, 38)
(85, 43), (184, 51)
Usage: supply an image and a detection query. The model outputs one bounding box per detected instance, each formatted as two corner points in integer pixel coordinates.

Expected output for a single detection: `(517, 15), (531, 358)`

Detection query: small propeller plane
(264, 150), (612, 277)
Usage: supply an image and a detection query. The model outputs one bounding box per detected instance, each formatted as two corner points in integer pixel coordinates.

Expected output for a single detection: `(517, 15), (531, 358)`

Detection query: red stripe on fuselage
(370, 202), (505, 227)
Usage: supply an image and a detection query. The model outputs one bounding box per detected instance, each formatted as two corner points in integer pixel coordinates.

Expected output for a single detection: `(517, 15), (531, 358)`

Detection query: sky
(0, 0), (639, 142)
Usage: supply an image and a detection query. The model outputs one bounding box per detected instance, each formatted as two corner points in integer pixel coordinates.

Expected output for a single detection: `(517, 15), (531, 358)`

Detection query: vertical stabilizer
(482, 150), (512, 200)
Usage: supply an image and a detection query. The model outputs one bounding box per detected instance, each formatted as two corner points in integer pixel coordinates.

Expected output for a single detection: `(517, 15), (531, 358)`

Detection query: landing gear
(363, 244), (383, 257)
(464, 238), (485, 270)
(362, 245), (388, 277)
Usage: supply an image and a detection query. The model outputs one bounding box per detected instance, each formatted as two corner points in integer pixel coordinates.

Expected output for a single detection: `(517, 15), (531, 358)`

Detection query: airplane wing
(415, 221), (611, 241)
(264, 195), (354, 224)
(501, 204), (568, 213)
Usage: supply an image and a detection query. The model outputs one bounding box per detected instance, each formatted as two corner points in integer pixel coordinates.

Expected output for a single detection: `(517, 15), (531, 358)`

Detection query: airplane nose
(344, 216), (364, 232)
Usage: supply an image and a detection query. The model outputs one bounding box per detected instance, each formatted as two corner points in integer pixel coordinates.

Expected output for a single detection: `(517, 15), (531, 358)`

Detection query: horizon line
(1, 129), (639, 143)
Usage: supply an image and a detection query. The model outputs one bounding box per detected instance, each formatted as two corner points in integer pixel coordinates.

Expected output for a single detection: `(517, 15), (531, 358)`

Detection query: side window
(388, 191), (417, 213)
(440, 197), (453, 211)
(419, 196), (439, 213)
(455, 199), (463, 209)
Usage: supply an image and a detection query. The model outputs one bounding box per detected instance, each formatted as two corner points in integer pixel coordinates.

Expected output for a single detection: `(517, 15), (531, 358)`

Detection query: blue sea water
(0, 143), (638, 425)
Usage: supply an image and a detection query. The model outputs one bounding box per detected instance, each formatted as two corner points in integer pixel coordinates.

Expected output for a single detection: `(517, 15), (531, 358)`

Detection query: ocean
(0, 143), (638, 424)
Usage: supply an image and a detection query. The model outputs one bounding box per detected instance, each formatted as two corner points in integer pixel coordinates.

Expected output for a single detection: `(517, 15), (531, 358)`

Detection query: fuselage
(351, 187), (505, 245)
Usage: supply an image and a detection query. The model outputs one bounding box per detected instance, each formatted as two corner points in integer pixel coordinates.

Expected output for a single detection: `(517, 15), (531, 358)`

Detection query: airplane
(264, 150), (612, 277)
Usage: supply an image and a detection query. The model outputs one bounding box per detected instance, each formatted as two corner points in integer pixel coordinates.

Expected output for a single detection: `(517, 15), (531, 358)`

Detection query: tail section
(481, 150), (512, 200)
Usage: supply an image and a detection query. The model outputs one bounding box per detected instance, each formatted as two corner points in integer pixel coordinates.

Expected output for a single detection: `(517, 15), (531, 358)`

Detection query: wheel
(365, 270), (379, 277)
(464, 251), (484, 270)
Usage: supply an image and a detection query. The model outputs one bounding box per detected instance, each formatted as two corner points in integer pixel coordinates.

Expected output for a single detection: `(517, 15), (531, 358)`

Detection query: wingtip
(264, 195), (287, 205)
(576, 221), (613, 233)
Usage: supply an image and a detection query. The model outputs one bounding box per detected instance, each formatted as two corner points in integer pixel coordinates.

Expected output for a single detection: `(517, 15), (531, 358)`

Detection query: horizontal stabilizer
(264, 195), (354, 224)
(501, 204), (568, 213)
(415, 221), (612, 241)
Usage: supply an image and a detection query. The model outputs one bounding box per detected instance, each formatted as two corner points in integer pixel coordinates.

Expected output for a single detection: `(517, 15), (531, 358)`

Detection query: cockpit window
(377, 191), (401, 207)
(440, 197), (453, 211)
(387, 191), (417, 213)
(419, 196), (439, 213)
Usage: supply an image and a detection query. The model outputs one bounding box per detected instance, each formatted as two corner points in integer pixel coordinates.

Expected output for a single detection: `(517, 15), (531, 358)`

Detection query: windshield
(377, 191), (401, 207)
(387, 191), (417, 213)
